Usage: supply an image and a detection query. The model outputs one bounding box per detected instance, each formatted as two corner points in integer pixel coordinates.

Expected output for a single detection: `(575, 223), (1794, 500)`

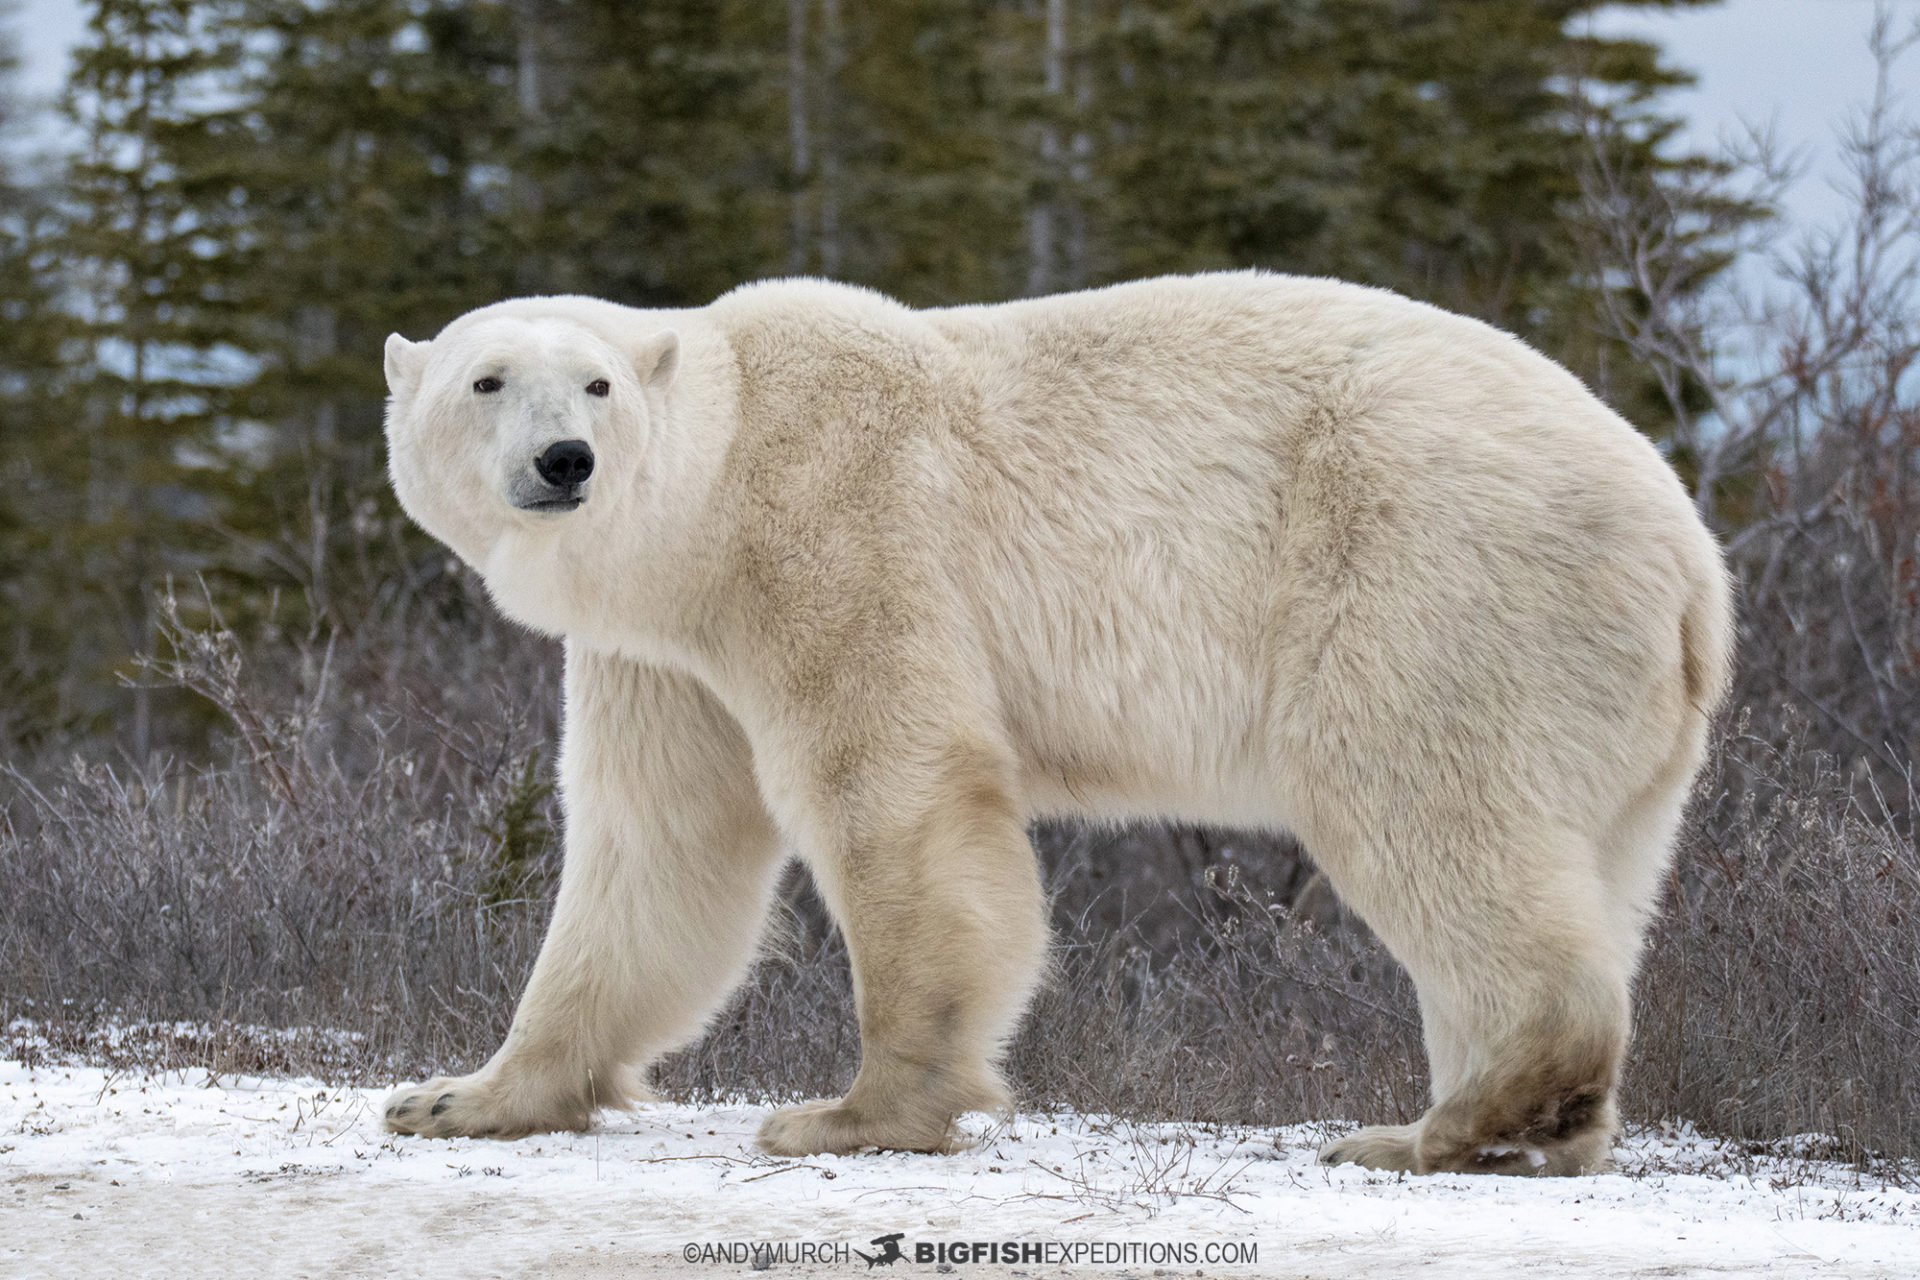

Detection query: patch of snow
(1, 1060), (1915, 1278)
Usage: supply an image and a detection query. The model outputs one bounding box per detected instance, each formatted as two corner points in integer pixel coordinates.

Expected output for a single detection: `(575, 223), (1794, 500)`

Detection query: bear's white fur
(379, 272), (1731, 1175)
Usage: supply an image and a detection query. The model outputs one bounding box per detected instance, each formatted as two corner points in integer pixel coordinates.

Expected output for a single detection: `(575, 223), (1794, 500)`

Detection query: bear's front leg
(385, 650), (786, 1140)
(755, 737), (1049, 1156)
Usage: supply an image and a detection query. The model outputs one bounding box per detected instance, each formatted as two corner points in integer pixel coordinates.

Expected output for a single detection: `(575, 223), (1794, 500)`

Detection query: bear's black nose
(535, 439), (594, 487)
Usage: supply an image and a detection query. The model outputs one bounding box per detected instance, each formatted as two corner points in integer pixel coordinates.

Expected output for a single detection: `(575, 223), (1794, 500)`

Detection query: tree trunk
(788, 0), (812, 275)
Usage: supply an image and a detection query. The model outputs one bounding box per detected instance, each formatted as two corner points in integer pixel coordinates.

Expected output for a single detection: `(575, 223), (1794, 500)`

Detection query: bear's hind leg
(1399, 954), (1624, 1175)
(755, 745), (1048, 1156)
(1313, 827), (1630, 1176)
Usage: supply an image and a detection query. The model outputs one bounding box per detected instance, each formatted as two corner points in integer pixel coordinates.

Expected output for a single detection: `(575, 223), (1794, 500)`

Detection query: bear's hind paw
(1315, 1122), (1421, 1172)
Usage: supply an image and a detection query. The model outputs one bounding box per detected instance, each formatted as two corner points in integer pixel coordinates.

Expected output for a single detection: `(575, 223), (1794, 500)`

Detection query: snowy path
(2, 1059), (1915, 1279)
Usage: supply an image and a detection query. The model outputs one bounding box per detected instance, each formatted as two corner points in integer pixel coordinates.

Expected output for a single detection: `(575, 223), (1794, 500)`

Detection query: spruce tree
(43, 0), (249, 750)
(217, 0), (523, 632)
(0, 32), (79, 744)
(509, 0), (790, 307)
(1075, 0), (1723, 417)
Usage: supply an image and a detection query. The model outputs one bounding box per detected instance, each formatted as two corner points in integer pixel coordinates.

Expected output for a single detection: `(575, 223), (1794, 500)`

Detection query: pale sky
(1591, 0), (1920, 229)
(8, 0), (1917, 234)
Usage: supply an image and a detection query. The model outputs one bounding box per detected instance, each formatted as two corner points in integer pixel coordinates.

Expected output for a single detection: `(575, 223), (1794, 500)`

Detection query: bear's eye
(585, 379), (610, 397)
(474, 376), (504, 394)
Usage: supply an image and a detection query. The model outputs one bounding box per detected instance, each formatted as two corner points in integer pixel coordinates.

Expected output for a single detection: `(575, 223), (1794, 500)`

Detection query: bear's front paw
(1315, 1122), (1422, 1172)
(383, 1074), (539, 1140)
(756, 1098), (958, 1157)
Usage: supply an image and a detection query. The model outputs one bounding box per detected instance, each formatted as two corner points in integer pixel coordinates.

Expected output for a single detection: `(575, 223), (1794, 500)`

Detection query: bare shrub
(1007, 865), (1422, 1131)
(0, 747), (542, 1082)
(0, 570), (564, 1086)
(1628, 717), (1920, 1169)
(1577, 14), (1920, 802)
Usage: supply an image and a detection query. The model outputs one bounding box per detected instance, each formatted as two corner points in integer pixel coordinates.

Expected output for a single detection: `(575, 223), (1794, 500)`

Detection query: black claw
(388, 1101), (413, 1118)
(430, 1093), (455, 1117)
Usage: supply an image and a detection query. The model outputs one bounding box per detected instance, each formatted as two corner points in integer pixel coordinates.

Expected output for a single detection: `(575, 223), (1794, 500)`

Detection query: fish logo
(854, 1232), (906, 1268)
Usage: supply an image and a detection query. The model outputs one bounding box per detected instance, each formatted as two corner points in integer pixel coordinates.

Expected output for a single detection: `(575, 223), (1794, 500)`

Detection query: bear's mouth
(516, 495), (585, 514)
(508, 466), (590, 515)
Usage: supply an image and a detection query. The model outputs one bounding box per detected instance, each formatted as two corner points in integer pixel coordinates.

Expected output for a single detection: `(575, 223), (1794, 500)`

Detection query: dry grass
(1627, 718), (1920, 1167)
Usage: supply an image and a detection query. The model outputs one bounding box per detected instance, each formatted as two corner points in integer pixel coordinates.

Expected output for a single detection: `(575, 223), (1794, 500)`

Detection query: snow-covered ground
(3, 1058), (1916, 1279)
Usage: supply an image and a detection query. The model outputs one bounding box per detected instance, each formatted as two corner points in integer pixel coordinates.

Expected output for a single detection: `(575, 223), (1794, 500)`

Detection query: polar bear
(378, 272), (1731, 1175)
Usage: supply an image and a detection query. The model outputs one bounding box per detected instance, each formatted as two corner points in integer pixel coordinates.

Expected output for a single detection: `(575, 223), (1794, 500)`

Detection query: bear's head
(381, 308), (678, 571)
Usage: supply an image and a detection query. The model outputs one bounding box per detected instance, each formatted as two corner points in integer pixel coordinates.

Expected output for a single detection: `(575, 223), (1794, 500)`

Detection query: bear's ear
(634, 330), (679, 391)
(384, 333), (427, 396)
